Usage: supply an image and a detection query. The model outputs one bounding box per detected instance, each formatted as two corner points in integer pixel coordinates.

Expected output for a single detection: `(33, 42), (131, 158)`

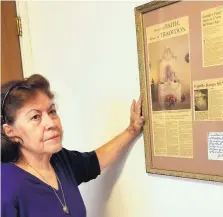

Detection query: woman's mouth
(45, 135), (60, 142)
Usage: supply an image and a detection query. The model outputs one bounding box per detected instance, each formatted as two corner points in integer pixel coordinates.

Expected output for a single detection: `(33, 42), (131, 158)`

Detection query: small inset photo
(194, 89), (208, 111)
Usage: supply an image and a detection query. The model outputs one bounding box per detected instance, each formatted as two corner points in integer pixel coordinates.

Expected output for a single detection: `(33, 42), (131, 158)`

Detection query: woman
(1, 74), (144, 217)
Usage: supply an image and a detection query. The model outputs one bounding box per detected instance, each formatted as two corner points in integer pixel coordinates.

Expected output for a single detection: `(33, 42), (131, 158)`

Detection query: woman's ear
(3, 124), (16, 138)
(2, 124), (20, 143)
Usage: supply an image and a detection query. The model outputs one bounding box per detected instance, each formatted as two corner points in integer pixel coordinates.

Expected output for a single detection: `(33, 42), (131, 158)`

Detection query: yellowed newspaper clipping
(146, 16), (193, 158)
(194, 77), (223, 121)
(152, 110), (193, 158)
(146, 16), (189, 43)
(201, 5), (223, 67)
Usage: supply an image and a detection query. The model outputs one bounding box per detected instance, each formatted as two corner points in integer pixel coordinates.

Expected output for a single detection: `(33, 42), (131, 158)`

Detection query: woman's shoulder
(52, 147), (101, 186)
(51, 147), (99, 170)
(1, 163), (25, 202)
(51, 147), (88, 165)
(1, 163), (26, 187)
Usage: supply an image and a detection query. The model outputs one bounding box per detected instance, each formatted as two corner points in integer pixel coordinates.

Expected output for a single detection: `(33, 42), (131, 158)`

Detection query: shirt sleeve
(58, 148), (101, 186)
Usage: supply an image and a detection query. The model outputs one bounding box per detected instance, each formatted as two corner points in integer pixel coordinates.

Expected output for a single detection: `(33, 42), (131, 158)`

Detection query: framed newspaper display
(135, 0), (223, 182)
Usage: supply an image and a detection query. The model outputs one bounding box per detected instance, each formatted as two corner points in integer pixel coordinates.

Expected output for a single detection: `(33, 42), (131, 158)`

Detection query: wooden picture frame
(135, 0), (223, 182)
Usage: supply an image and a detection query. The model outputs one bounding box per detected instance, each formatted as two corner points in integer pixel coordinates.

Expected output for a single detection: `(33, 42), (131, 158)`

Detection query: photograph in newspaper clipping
(146, 16), (193, 158)
(194, 77), (223, 121)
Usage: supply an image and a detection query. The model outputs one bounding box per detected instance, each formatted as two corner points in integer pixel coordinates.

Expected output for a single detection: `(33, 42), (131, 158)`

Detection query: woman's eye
(49, 109), (57, 115)
(31, 114), (41, 120)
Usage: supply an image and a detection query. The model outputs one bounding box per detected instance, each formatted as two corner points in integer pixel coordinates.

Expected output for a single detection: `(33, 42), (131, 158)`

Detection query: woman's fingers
(135, 117), (144, 124)
(136, 97), (142, 116)
(129, 97), (145, 134)
(140, 116), (145, 121)
(131, 97), (143, 117)
(131, 99), (136, 114)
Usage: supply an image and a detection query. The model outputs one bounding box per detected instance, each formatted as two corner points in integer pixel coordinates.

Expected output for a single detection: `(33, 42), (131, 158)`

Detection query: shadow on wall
(81, 137), (140, 217)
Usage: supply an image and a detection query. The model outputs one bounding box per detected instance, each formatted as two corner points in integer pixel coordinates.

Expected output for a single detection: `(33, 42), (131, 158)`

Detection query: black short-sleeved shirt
(51, 147), (101, 185)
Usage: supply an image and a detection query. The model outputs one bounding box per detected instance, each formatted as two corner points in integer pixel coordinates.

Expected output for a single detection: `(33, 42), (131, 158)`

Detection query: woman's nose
(43, 114), (56, 130)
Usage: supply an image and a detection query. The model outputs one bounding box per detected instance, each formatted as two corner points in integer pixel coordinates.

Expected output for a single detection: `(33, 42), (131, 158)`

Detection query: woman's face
(10, 91), (63, 155)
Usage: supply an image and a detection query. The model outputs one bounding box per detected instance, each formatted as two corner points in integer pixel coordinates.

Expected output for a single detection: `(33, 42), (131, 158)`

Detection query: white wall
(17, 1), (223, 217)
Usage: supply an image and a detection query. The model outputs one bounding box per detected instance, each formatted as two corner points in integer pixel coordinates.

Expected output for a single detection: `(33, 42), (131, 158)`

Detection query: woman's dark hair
(1, 74), (54, 162)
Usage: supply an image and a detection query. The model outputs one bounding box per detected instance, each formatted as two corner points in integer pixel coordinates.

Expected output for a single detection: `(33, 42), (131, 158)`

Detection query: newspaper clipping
(146, 16), (193, 158)
(152, 110), (193, 158)
(208, 132), (223, 161)
(194, 77), (223, 121)
(201, 5), (223, 67)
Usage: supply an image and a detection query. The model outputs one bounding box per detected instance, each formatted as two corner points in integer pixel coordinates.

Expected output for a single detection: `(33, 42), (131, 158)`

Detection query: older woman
(1, 74), (144, 217)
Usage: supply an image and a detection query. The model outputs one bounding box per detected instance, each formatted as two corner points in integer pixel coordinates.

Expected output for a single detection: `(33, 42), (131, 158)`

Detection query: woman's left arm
(95, 97), (144, 172)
